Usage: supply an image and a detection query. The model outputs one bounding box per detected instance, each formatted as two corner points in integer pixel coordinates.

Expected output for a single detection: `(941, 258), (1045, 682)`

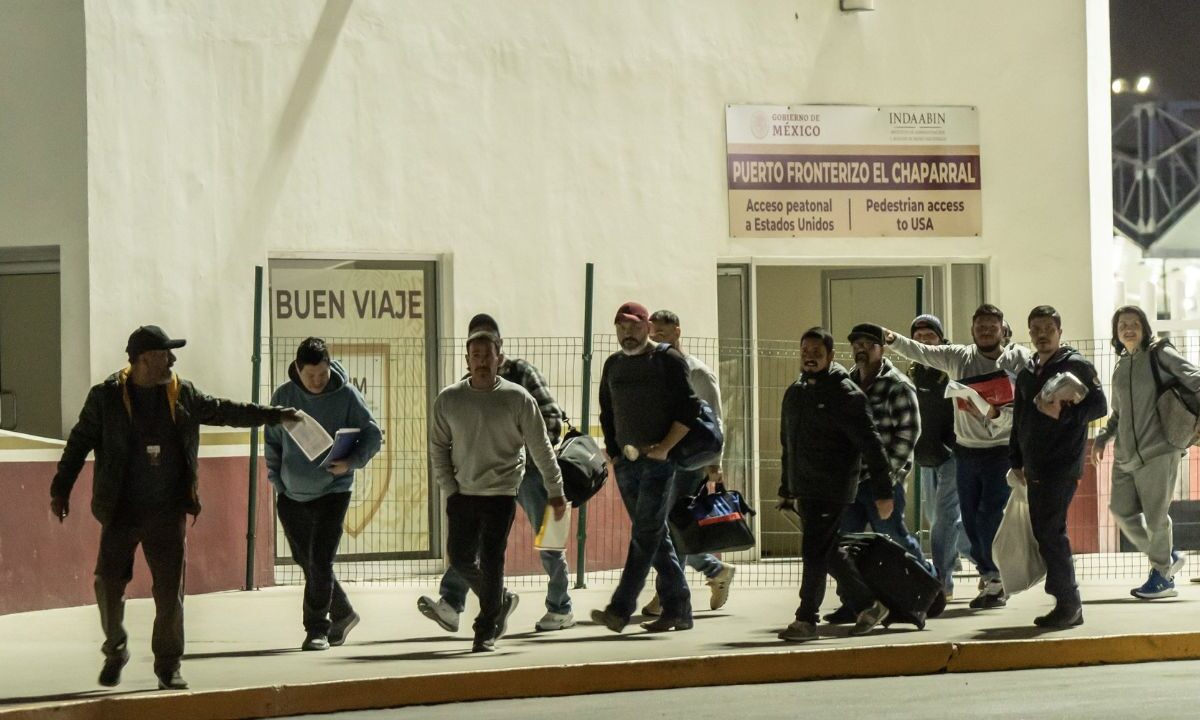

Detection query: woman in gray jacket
(1093, 305), (1200, 599)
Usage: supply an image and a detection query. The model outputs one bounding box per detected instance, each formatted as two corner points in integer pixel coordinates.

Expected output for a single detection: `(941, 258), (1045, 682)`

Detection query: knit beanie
(911, 313), (945, 341)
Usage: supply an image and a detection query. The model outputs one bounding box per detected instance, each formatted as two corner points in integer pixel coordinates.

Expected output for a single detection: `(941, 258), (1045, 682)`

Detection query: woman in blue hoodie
(265, 337), (383, 650)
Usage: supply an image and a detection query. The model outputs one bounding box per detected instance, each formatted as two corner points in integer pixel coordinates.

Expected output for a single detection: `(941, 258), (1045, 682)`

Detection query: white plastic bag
(993, 473), (1046, 595)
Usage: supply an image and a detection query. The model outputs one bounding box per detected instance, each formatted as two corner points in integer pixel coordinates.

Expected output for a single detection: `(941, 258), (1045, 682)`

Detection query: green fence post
(245, 265), (264, 591)
(575, 262), (594, 589)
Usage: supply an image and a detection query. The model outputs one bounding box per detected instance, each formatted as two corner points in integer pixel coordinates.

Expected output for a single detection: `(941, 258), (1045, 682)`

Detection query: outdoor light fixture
(1111, 76), (1153, 94)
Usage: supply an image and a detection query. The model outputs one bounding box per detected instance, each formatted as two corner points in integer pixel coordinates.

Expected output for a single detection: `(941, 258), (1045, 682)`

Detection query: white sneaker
(535, 611), (576, 631)
(707, 564), (737, 610)
(417, 595), (460, 633)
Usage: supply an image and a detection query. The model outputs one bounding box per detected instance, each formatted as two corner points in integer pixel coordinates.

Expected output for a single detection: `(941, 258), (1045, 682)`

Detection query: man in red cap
(591, 302), (702, 633)
(50, 325), (299, 690)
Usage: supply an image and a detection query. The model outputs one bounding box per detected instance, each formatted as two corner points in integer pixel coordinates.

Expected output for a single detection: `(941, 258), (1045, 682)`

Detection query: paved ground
(0, 575), (1197, 713)
(296, 659), (1200, 720)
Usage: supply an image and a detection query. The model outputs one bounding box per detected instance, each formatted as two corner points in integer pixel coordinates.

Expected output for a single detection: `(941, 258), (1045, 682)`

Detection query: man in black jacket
(1010, 307), (1107, 628)
(908, 314), (972, 599)
(50, 326), (298, 690)
(777, 327), (895, 642)
(592, 302), (701, 634)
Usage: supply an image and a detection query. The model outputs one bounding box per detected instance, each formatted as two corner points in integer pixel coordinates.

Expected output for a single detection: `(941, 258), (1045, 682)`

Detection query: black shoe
(301, 633), (330, 651)
(98, 648), (130, 687)
(494, 591), (520, 640)
(328, 612), (360, 647)
(590, 608), (628, 633)
(156, 669), (189, 690)
(472, 636), (496, 653)
(821, 606), (857, 625)
(1034, 604), (1083, 629)
(639, 615), (694, 632)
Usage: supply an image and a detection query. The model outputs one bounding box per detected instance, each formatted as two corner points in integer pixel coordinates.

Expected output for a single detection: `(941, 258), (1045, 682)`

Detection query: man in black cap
(419, 313), (575, 635)
(823, 323), (926, 631)
(50, 325), (299, 690)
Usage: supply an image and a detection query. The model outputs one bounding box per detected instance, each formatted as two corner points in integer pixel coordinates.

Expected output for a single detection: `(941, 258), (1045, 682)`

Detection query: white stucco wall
(1, 0), (90, 433)
(79, 0), (1111, 399)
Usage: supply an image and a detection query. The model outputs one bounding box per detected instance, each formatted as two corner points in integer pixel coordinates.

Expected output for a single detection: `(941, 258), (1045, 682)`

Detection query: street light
(1135, 75), (1152, 93)
(1112, 78), (1128, 94)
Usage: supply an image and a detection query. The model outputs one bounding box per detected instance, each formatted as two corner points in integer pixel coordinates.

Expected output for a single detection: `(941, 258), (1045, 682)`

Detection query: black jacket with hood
(51, 369), (285, 525)
(779, 362), (893, 504)
(1010, 346), (1108, 482)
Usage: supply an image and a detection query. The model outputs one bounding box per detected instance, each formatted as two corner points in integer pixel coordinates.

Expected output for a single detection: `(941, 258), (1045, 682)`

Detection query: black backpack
(556, 420), (608, 505)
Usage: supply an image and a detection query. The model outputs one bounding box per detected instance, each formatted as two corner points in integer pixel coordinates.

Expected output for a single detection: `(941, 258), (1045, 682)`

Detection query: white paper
(282, 411), (333, 462)
(534, 506), (571, 551)
(944, 380), (991, 415)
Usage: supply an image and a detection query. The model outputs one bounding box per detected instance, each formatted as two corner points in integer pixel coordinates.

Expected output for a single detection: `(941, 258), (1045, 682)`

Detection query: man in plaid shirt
(825, 323), (928, 625)
(418, 313), (574, 634)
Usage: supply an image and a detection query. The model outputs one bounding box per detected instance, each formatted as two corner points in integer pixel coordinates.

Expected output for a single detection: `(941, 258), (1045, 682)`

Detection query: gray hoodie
(1095, 341), (1200, 470)
(887, 333), (1032, 449)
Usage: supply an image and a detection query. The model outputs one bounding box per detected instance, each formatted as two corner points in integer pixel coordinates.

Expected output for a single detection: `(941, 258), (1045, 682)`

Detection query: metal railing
(264, 333), (1200, 588)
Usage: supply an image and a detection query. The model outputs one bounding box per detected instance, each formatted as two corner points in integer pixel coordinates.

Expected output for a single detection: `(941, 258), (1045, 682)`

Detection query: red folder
(955, 370), (1015, 409)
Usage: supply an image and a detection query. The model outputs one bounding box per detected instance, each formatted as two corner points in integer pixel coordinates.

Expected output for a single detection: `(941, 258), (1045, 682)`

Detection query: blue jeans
(667, 468), (725, 579)
(955, 445), (1012, 580)
(920, 457), (972, 593)
(606, 457), (691, 621)
(439, 463), (571, 614)
(840, 479), (927, 562)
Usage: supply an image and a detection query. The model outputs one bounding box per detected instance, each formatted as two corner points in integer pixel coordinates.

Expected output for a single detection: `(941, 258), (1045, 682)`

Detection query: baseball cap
(126, 325), (186, 358)
(468, 313), (500, 336)
(465, 329), (501, 350)
(614, 302), (650, 324)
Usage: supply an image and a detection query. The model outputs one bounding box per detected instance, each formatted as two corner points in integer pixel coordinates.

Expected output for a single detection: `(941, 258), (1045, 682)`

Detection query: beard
(975, 340), (1000, 353)
(620, 337), (646, 354)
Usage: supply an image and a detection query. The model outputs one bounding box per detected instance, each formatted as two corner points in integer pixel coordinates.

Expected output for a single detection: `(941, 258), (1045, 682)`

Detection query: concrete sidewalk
(1, 577), (1198, 719)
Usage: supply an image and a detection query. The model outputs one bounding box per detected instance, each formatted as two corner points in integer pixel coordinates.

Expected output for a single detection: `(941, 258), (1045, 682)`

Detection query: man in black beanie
(908, 314), (972, 599)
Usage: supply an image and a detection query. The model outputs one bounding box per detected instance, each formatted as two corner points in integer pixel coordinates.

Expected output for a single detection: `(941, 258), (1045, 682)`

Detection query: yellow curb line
(4, 633), (1199, 720)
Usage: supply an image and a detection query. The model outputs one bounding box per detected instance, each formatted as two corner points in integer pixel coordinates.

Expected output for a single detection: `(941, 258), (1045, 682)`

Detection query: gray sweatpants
(1109, 452), (1180, 576)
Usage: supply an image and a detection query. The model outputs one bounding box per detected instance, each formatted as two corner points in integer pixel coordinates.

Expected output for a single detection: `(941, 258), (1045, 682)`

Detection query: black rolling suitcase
(840, 532), (946, 629)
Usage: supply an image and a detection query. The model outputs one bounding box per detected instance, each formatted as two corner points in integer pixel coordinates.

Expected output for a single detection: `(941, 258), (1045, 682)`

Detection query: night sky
(1111, 0), (1200, 102)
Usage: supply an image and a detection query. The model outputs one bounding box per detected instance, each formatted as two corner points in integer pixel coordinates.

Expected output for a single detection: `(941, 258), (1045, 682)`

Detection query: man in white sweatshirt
(429, 330), (566, 652)
(882, 304), (1031, 609)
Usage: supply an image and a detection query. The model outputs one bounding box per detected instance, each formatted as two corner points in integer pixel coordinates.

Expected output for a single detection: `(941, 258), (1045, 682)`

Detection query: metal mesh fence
(265, 333), (1200, 589)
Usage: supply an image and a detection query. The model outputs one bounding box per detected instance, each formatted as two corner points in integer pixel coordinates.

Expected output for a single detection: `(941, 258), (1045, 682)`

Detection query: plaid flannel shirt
(501, 357), (564, 445)
(851, 358), (921, 484)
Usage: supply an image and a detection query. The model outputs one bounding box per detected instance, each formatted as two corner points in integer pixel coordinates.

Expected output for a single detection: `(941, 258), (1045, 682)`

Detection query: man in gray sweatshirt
(882, 304), (1031, 609)
(429, 330), (566, 652)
